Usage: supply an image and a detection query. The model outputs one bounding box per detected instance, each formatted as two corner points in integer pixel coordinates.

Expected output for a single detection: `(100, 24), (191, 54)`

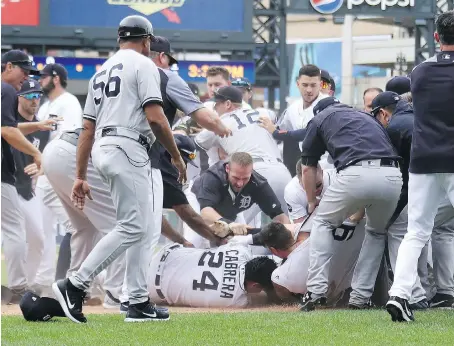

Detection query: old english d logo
(107, 0), (185, 20)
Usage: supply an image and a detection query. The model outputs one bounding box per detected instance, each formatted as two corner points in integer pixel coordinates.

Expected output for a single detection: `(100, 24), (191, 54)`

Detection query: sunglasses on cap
(20, 93), (42, 100)
(321, 80), (331, 89)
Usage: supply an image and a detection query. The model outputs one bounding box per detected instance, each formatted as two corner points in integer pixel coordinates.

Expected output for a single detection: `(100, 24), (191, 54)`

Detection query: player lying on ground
(148, 243), (277, 308)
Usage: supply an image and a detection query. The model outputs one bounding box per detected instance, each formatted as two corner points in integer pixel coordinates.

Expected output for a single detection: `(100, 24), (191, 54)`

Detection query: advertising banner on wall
(1, 0), (40, 26)
(48, 0), (245, 32)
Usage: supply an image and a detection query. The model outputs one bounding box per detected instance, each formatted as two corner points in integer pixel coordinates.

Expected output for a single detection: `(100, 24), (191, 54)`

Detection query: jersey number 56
(192, 251), (224, 291)
(92, 64), (123, 105)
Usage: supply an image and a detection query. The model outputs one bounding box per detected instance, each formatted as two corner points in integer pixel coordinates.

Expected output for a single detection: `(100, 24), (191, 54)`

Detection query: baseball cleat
(299, 292), (327, 312)
(386, 296), (414, 322)
(52, 279), (87, 323)
(103, 290), (121, 309)
(124, 300), (170, 322)
(429, 293), (454, 309)
(120, 301), (129, 315)
(410, 298), (429, 310)
(348, 300), (374, 310)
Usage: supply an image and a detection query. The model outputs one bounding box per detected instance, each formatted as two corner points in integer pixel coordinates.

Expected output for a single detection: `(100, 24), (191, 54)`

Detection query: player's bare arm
(17, 117), (61, 135)
(161, 217), (194, 247)
(172, 204), (222, 245)
(190, 107), (231, 137)
(72, 119), (95, 210)
(302, 165), (319, 213)
(145, 103), (187, 184)
(200, 206), (227, 224)
(1, 126), (42, 169)
(272, 282), (298, 303)
(218, 147), (228, 160)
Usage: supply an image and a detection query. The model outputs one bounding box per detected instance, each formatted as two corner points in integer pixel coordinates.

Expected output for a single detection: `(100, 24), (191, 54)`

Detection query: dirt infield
(1, 303), (298, 316)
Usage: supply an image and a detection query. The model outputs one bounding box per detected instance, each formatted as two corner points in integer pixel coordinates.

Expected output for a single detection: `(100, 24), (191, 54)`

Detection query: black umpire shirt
(301, 103), (399, 169)
(191, 160), (283, 222)
(1, 82), (19, 186)
(13, 114), (50, 200)
(410, 51), (454, 173)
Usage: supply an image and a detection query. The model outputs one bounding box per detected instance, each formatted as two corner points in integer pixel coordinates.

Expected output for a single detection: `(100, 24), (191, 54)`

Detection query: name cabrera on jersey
(83, 49), (163, 140)
(195, 108), (281, 161)
(149, 244), (252, 308)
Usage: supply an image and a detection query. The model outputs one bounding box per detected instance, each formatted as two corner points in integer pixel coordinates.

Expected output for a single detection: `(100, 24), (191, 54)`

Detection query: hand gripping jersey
(149, 244), (253, 308)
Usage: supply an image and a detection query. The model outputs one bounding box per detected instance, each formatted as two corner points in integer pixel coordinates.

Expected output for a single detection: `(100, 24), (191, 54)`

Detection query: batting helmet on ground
(118, 15), (154, 39)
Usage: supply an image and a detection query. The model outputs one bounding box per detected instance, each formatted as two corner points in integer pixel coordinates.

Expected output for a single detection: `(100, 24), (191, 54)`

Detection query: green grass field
(2, 310), (454, 345)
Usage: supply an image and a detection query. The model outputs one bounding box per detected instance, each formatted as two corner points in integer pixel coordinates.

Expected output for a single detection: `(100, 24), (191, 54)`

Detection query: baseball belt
(97, 126), (152, 152)
(154, 244), (182, 300)
(252, 157), (283, 164)
(60, 132), (80, 146)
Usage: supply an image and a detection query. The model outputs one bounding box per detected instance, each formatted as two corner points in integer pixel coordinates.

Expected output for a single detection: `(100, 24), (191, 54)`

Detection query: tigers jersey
(148, 244), (252, 308)
(83, 49), (162, 140)
(272, 219), (366, 304)
(195, 108), (281, 161)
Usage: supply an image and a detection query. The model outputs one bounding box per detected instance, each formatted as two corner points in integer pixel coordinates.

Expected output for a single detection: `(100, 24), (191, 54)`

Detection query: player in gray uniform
(299, 98), (402, 312)
(52, 15), (186, 324)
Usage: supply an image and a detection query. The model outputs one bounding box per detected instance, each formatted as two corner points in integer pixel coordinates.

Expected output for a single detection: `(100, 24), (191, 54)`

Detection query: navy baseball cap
(18, 79), (43, 96)
(321, 69), (332, 83)
(385, 76), (410, 95)
(174, 134), (198, 167)
(1, 50), (39, 75)
(214, 86), (243, 104)
(231, 77), (252, 90)
(371, 91), (401, 116)
(329, 77), (336, 92)
(40, 63), (68, 83)
(150, 36), (178, 65)
(313, 97), (340, 116)
(19, 291), (66, 322)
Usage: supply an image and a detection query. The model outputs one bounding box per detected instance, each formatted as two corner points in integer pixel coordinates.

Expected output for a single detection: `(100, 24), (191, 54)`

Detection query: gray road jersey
(83, 49), (162, 140)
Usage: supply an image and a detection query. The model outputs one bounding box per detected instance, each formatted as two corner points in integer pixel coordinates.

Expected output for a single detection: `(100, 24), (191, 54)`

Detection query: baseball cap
(231, 77), (252, 91)
(17, 79), (43, 96)
(329, 77), (336, 92)
(1, 50), (39, 75)
(214, 86), (243, 104)
(40, 63), (68, 83)
(150, 36), (178, 65)
(371, 91), (401, 116)
(174, 134), (198, 167)
(19, 291), (66, 322)
(385, 76), (411, 95)
(313, 97), (340, 116)
(320, 69), (332, 83)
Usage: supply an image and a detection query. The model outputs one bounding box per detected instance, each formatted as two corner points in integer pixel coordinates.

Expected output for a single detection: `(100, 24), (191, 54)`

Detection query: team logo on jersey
(310, 0), (344, 14)
(239, 195), (251, 209)
(107, 0), (185, 22)
(286, 203), (293, 213)
(32, 137), (40, 149)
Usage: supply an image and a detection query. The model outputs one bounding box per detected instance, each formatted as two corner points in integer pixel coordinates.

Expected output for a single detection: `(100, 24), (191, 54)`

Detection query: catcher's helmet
(118, 15), (153, 39)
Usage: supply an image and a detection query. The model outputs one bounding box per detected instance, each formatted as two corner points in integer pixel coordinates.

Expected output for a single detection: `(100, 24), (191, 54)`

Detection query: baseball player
(52, 15), (186, 324)
(388, 13), (454, 321)
(148, 243), (276, 308)
(1, 50), (42, 302)
(299, 99), (402, 312)
(195, 86), (292, 218)
(185, 152), (289, 248)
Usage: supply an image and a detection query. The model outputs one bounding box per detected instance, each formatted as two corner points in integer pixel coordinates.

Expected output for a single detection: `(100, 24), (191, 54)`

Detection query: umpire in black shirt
(387, 11), (454, 322)
(1, 50), (43, 297)
(298, 97), (402, 312)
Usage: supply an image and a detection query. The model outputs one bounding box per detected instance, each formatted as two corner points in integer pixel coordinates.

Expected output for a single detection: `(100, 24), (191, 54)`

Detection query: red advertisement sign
(1, 0), (40, 26)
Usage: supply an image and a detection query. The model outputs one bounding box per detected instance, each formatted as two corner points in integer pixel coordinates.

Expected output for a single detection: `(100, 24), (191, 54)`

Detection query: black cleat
(410, 298), (429, 310)
(299, 292), (327, 312)
(348, 300), (374, 310)
(120, 301), (129, 315)
(429, 293), (454, 309)
(52, 279), (87, 323)
(386, 296), (414, 322)
(124, 300), (170, 323)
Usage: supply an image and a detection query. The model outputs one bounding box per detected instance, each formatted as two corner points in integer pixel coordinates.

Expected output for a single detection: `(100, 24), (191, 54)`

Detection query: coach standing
(387, 11), (454, 322)
(1, 50), (42, 300)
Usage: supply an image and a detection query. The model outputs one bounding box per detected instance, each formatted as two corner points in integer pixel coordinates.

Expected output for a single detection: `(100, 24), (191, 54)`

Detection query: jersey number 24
(192, 251), (224, 291)
(92, 64), (123, 105)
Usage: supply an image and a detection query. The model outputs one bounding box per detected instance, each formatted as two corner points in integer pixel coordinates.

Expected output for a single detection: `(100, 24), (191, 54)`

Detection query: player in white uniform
(52, 15), (186, 324)
(195, 86), (292, 219)
(148, 243), (277, 308)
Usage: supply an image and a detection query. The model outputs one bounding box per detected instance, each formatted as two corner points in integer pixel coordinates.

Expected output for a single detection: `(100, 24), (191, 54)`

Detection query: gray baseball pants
(307, 163), (402, 299)
(67, 136), (162, 304)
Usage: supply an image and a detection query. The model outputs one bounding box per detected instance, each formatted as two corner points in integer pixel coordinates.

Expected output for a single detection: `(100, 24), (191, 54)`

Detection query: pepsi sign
(310, 0), (415, 14)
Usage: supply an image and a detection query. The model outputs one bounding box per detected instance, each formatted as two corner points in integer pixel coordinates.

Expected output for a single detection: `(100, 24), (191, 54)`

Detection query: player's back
(150, 244), (251, 308)
(219, 108), (281, 160)
(87, 49), (160, 139)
